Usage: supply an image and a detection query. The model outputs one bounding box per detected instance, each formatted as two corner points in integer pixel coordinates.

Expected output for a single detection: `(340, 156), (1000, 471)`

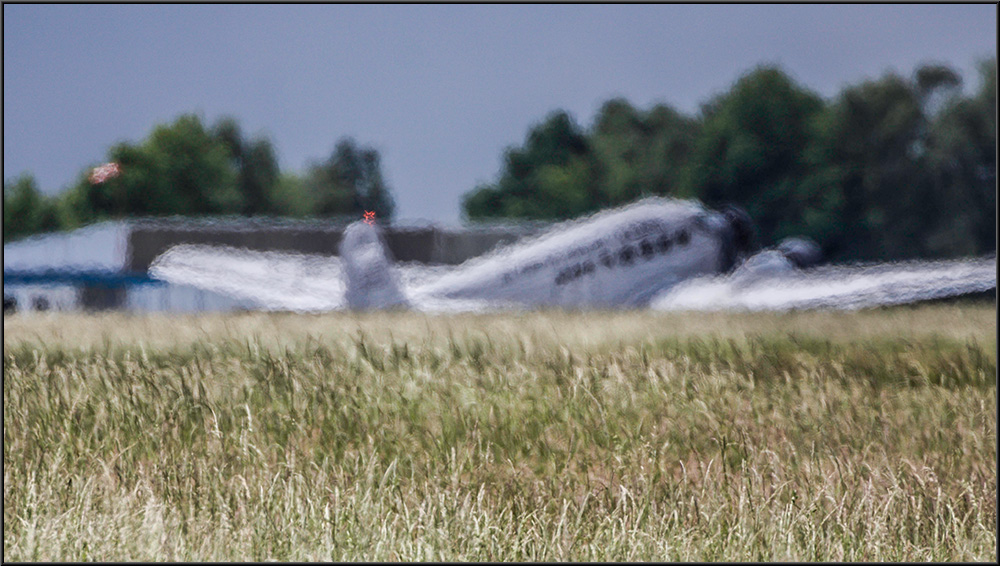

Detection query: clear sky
(4, 4), (996, 225)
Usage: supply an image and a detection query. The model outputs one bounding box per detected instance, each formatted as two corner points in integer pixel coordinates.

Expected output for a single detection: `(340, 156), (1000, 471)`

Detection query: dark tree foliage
(924, 58), (996, 257)
(305, 138), (396, 221)
(3, 175), (61, 241)
(213, 117), (281, 216)
(591, 98), (700, 205)
(4, 115), (399, 241)
(55, 114), (239, 228)
(683, 66), (826, 247)
(460, 59), (995, 262)
(804, 62), (988, 261)
(464, 104), (700, 222)
(464, 111), (597, 220)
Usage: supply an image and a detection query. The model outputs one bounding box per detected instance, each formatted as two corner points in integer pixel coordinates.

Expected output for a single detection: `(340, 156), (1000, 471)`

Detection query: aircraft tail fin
(339, 221), (410, 309)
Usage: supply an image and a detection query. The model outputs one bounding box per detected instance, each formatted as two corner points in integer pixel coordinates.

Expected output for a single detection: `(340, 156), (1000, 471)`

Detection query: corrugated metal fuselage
(415, 200), (733, 308)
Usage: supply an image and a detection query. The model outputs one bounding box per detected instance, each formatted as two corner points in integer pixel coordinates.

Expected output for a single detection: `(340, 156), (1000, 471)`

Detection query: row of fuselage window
(554, 228), (691, 286)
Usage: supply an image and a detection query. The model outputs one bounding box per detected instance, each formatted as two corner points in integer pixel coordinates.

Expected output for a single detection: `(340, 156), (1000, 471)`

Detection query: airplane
(151, 198), (754, 311)
(149, 197), (996, 312)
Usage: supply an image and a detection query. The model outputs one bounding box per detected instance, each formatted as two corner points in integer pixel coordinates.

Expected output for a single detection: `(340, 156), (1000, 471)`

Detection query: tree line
(5, 58), (995, 262)
(3, 117), (396, 241)
(463, 59), (996, 261)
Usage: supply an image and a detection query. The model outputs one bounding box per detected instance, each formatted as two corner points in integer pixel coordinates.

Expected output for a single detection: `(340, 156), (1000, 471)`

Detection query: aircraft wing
(148, 244), (480, 312)
(651, 256), (996, 312)
(149, 244), (348, 312)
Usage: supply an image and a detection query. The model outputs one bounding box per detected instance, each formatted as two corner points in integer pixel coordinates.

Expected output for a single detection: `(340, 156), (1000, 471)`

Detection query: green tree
(269, 172), (314, 217)
(213, 117), (281, 216)
(144, 114), (241, 214)
(463, 103), (700, 222)
(924, 57), (996, 256)
(464, 110), (598, 220)
(461, 183), (504, 222)
(590, 98), (699, 205)
(60, 114), (240, 223)
(682, 66), (827, 247)
(460, 60), (993, 263)
(305, 138), (396, 221)
(805, 63), (970, 261)
(3, 174), (61, 241)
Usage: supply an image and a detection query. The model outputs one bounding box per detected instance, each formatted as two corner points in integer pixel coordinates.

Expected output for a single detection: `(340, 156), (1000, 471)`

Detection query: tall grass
(3, 305), (996, 560)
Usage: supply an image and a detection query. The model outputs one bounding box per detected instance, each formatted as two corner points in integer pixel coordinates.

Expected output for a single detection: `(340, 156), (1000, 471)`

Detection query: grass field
(3, 304), (997, 561)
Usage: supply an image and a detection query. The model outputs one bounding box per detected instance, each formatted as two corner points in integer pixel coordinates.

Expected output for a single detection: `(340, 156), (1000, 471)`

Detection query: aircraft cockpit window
(640, 240), (655, 259)
(619, 245), (635, 264)
(657, 234), (673, 253)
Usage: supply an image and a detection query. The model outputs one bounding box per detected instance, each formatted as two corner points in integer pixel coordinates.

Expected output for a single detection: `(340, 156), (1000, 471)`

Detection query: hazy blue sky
(4, 4), (996, 224)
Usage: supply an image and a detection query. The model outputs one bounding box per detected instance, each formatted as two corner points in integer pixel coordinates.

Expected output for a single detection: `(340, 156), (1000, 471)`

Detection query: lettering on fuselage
(498, 219), (699, 287)
(500, 238), (608, 284)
